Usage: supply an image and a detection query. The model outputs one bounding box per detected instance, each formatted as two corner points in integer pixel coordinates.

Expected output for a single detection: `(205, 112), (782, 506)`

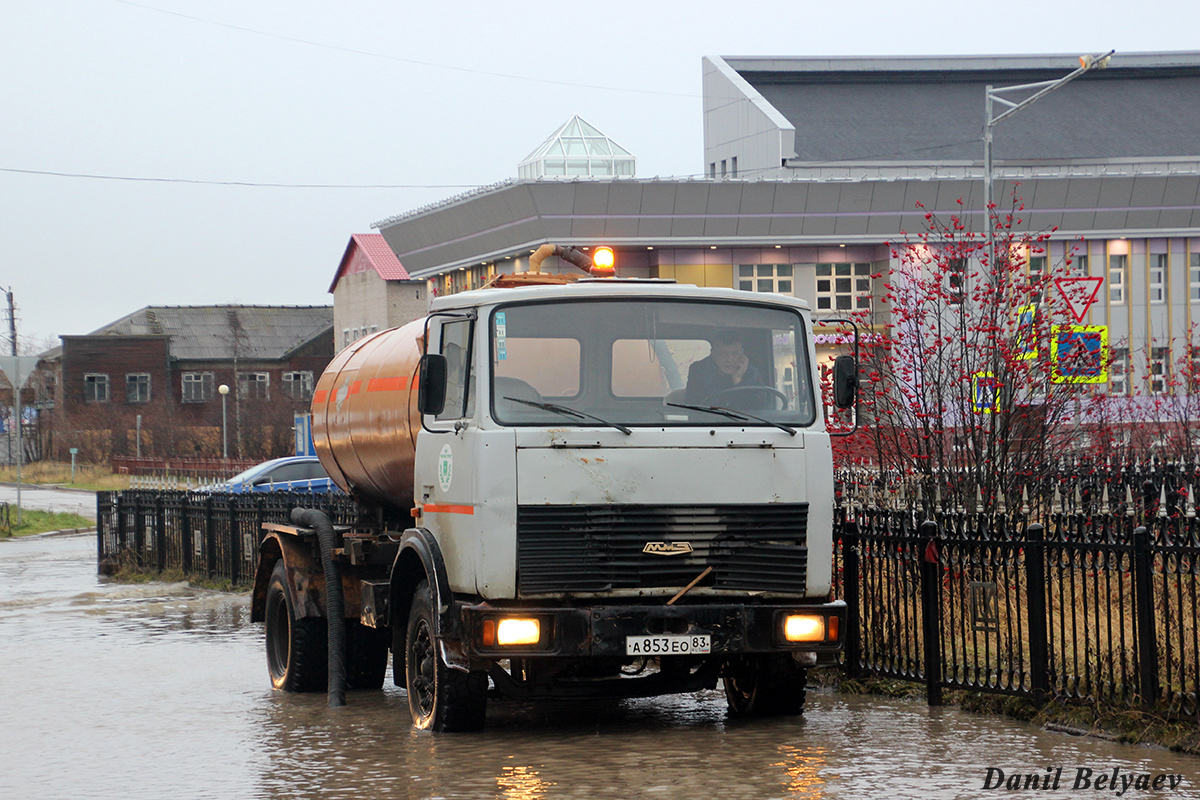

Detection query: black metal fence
(97, 487), (1199, 719)
(96, 490), (359, 584)
(834, 505), (1200, 719)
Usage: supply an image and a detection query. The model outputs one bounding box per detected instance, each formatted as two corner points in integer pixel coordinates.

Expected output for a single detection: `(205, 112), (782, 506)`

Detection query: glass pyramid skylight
(518, 115), (636, 179)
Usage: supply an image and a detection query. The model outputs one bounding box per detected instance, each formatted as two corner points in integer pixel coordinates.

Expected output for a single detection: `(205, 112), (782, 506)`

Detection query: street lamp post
(218, 384), (230, 459)
(982, 51), (1114, 273)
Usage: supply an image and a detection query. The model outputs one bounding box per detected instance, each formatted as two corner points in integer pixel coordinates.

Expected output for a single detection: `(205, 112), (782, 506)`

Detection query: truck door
(418, 317), (480, 594)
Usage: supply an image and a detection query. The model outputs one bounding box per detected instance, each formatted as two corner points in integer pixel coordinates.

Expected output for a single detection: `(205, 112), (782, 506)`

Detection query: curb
(39, 527), (98, 538)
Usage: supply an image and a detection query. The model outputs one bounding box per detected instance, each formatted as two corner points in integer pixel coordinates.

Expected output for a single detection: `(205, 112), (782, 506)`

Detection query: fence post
(181, 497), (193, 575)
(154, 493), (167, 574)
(1024, 523), (1049, 705)
(205, 496), (218, 580)
(132, 493), (145, 569)
(228, 497), (241, 585)
(842, 517), (861, 679)
(1132, 525), (1159, 707)
(919, 519), (943, 706)
(96, 492), (109, 575)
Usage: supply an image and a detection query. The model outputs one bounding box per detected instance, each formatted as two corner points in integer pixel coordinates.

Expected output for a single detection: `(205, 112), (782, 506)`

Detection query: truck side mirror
(417, 354), (448, 415)
(833, 354), (858, 409)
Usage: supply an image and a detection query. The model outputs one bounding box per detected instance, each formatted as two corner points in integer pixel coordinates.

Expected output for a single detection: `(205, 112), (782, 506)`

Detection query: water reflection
(497, 764), (555, 800)
(775, 744), (831, 798)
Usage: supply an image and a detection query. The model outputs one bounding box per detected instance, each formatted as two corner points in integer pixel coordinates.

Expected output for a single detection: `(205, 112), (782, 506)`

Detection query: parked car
(197, 456), (340, 494)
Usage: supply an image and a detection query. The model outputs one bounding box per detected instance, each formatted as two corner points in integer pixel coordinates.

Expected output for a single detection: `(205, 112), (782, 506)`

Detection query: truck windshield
(490, 298), (816, 428)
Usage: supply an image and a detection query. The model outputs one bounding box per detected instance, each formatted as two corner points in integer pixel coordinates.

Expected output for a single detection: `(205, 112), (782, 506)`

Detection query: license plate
(625, 634), (711, 656)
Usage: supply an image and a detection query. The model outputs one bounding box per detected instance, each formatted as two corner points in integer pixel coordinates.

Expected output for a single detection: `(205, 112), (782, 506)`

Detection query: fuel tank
(311, 318), (426, 509)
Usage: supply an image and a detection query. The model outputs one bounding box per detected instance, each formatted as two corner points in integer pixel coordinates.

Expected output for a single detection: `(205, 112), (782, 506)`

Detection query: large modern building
(366, 52), (1200, 401)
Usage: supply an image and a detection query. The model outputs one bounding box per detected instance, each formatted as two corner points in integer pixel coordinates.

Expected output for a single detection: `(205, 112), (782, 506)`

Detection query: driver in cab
(684, 330), (762, 404)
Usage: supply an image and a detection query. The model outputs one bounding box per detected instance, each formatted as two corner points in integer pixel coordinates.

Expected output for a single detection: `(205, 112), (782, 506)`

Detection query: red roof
(329, 233), (412, 292)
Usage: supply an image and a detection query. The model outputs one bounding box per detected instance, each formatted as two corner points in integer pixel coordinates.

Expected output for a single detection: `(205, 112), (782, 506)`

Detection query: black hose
(291, 507), (347, 708)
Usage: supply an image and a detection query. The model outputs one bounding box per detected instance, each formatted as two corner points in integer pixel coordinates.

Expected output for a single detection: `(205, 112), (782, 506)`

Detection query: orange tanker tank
(310, 317), (426, 509)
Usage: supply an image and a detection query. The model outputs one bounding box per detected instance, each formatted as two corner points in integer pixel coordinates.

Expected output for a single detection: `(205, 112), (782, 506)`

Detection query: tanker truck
(251, 249), (855, 731)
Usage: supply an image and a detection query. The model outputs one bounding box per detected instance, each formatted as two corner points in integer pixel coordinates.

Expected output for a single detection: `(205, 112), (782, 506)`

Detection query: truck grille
(516, 504), (808, 595)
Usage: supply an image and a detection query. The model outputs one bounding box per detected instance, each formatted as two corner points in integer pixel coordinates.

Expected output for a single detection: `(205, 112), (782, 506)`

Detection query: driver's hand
(732, 353), (749, 384)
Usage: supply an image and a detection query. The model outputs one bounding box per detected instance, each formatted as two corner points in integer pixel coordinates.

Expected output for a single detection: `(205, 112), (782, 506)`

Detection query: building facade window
(238, 372), (269, 400)
(181, 372), (215, 403)
(738, 264), (793, 295)
(944, 258), (966, 305)
(1028, 255), (1046, 304)
(1071, 253), (1089, 277)
(1150, 254), (1167, 303)
(342, 329), (351, 348)
(816, 263), (872, 311)
(731, 156), (738, 178)
(84, 373), (109, 403)
(125, 373), (150, 404)
(1109, 254), (1127, 304)
(282, 371), (314, 400)
(1150, 347), (1171, 395)
(1190, 253), (1200, 301)
(1110, 348), (1130, 396)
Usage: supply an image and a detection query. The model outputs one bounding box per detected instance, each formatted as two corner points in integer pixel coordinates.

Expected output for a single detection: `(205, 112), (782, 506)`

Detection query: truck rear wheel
(265, 560), (328, 692)
(723, 654), (808, 717)
(405, 580), (487, 731)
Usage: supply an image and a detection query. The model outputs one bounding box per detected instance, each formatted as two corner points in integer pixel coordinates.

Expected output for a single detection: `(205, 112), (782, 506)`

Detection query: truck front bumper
(455, 599), (846, 663)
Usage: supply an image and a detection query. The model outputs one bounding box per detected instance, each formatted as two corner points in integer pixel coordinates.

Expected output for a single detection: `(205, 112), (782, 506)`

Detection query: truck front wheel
(265, 560), (327, 692)
(723, 654), (808, 717)
(405, 580), (487, 731)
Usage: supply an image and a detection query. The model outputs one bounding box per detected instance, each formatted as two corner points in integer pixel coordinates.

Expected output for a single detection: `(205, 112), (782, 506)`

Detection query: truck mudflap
(455, 599), (846, 662)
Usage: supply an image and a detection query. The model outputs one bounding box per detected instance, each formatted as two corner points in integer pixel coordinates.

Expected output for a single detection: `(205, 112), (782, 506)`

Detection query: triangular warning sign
(1054, 277), (1104, 323)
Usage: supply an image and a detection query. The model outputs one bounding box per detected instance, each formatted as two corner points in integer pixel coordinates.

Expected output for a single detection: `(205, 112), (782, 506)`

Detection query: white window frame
(84, 373), (110, 403)
(282, 370), (314, 400)
(237, 371), (270, 400)
(181, 372), (215, 403)
(1150, 347), (1170, 395)
(1109, 347), (1130, 396)
(816, 263), (872, 311)
(1028, 255), (1046, 305)
(125, 373), (151, 404)
(1190, 253), (1200, 302)
(1109, 254), (1127, 304)
(738, 264), (794, 296)
(1150, 254), (1167, 304)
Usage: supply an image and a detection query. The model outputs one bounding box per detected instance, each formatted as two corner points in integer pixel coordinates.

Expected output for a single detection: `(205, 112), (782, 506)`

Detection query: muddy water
(2, 534), (1198, 800)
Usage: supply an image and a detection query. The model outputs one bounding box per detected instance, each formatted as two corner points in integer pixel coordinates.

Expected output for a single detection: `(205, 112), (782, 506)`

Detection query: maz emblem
(642, 541), (694, 556)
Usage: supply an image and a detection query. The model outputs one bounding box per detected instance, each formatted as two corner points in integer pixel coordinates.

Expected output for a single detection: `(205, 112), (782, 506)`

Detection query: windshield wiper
(666, 402), (796, 436)
(504, 397), (632, 435)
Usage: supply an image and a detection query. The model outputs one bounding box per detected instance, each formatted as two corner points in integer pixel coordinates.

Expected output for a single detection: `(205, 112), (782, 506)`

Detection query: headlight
(491, 618), (541, 646)
(783, 614), (825, 643)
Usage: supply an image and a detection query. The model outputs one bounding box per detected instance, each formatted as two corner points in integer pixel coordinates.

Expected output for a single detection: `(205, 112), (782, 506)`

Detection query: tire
(405, 580), (487, 731)
(345, 621), (389, 691)
(723, 654), (808, 717)
(265, 560), (327, 693)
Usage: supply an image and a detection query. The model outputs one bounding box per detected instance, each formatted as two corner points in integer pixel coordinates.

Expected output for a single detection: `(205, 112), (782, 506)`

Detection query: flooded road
(2, 534), (1198, 800)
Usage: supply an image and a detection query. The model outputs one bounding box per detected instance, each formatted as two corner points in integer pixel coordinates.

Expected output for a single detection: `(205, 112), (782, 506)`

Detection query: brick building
(49, 305), (334, 461)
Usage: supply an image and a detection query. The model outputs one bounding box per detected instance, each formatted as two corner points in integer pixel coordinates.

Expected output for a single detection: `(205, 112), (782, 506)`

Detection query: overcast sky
(2, 0), (1196, 349)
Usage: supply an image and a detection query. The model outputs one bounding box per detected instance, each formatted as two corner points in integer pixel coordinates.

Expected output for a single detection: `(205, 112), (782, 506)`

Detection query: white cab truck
(252, 270), (855, 731)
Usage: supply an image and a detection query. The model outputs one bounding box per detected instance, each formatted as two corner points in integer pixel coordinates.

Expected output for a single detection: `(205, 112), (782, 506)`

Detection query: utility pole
(6, 288), (15, 356)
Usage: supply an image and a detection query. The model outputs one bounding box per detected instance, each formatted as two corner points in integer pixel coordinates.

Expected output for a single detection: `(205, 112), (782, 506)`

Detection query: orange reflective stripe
(367, 376), (408, 392)
(423, 503), (474, 515)
(313, 389), (328, 403)
(348, 380), (362, 395)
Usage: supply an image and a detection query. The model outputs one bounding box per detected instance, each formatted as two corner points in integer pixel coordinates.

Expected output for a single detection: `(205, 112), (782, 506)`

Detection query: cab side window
(438, 320), (475, 420)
